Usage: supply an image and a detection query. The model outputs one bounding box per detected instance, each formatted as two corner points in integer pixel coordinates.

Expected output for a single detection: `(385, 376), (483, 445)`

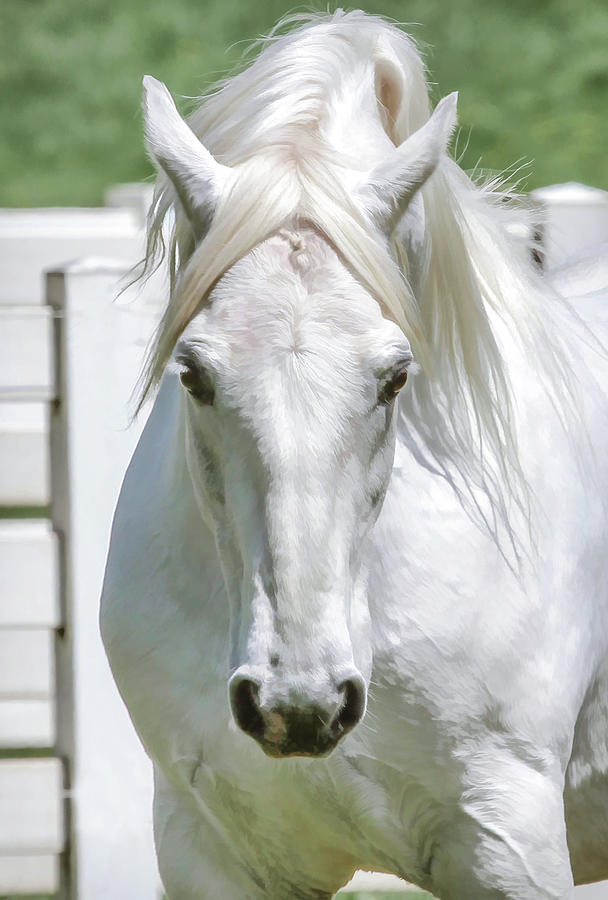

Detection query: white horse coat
(101, 12), (608, 899)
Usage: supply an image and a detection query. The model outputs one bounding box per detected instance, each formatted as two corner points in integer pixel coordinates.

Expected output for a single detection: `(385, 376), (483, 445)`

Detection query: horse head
(141, 77), (455, 758)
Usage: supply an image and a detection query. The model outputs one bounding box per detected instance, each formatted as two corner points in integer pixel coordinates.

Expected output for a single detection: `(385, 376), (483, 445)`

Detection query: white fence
(0, 205), (164, 898)
(1, 184), (607, 899)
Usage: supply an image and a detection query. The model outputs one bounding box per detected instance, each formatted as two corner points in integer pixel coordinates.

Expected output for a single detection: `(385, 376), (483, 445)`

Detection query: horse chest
(165, 713), (438, 886)
(145, 628), (444, 885)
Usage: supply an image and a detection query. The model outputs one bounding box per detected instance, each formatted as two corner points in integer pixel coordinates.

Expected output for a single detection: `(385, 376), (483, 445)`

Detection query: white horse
(101, 11), (608, 899)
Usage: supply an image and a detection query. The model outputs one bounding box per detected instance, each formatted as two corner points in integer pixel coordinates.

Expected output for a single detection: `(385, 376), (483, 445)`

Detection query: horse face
(176, 229), (413, 757)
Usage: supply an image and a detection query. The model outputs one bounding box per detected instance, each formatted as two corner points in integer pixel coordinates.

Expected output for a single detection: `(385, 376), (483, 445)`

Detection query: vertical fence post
(531, 182), (608, 271)
(47, 259), (162, 900)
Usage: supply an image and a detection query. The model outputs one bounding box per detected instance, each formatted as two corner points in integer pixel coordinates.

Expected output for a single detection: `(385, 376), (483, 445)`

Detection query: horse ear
(142, 75), (231, 238)
(359, 92), (458, 236)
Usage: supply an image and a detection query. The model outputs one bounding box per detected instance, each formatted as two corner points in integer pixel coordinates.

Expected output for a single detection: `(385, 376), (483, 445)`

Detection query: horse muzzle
(228, 669), (367, 758)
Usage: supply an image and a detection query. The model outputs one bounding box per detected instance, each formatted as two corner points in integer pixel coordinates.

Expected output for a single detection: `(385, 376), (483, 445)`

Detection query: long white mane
(137, 10), (579, 549)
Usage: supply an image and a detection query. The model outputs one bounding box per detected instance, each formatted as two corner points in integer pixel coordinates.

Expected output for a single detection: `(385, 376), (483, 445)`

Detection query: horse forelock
(139, 140), (422, 405)
(136, 10), (585, 557)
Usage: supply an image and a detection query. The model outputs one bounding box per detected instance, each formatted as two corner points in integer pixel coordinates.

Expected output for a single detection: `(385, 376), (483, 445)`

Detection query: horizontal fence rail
(0, 758), (64, 894)
(0, 208), (144, 306)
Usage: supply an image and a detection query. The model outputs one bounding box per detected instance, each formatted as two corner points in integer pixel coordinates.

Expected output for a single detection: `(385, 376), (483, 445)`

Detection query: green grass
(0, 506), (49, 519)
(1, 0), (607, 207)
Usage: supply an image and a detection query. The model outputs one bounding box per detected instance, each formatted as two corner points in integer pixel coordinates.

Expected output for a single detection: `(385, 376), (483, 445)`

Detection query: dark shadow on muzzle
(230, 677), (366, 758)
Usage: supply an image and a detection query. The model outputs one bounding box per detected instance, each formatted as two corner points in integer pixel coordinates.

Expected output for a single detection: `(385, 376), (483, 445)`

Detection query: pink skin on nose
(265, 711), (288, 748)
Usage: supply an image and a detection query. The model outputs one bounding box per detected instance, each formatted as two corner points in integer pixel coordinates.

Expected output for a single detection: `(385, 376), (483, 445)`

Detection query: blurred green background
(1, 0), (607, 207)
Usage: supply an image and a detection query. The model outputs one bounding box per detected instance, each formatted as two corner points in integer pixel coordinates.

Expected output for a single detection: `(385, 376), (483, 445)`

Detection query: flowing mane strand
(136, 10), (579, 551)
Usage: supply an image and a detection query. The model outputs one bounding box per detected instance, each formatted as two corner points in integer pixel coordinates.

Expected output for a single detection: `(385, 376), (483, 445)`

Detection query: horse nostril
(334, 677), (366, 737)
(230, 677), (265, 740)
(229, 671), (367, 755)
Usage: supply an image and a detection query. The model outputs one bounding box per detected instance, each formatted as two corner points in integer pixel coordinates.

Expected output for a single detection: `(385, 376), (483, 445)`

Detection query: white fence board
(0, 854), (59, 894)
(105, 182), (154, 226)
(48, 259), (162, 899)
(0, 208), (144, 305)
(0, 402), (49, 506)
(0, 699), (54, 747)
(0, 758), (63, 853)
(0, 629), (54, 697)
(0, 519), (59, 627)
(0, 306), (53, 398)
(532, 182), (608, 271)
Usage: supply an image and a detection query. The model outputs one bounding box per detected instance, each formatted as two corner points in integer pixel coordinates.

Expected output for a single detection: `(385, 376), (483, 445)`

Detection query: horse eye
(179, 365), (215, 406)
(379, 368), (408, 404)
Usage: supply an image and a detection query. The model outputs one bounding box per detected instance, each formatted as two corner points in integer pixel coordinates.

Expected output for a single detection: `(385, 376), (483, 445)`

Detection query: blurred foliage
(1, 0), (607, 206)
